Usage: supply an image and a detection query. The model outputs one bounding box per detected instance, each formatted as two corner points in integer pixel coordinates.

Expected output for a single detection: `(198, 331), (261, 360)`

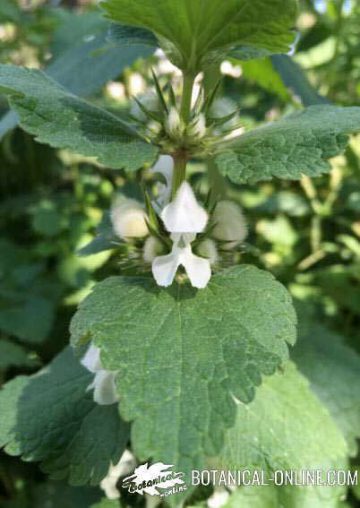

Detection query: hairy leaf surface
(217, 363), (348, 507)
(216, 106), (360, 183)
(293, 319), (360, 456)
(101, 0), (297, 73)
(70, 265), (296, 475)
(0, 347), (129, 485)
(0, 65), (157, 171)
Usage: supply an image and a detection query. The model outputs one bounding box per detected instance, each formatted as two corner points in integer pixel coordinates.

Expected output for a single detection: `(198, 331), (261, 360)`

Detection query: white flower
(100, 450), (136, 500)
(212, 200), (247, 249)
(150, 155), (174, 208)
(161, 181), (208, 233)
(127, 72), (146, 96)
(111, 198), (149, 240)
(189, 113), (206, 138)
(81, 345), (119, 406)
(152, 182), (211, 288)
(143, 236), (163, 263)
(197, 239), (218, 265)
(166, 107), (182, 136)
(220, 60), (242, 78)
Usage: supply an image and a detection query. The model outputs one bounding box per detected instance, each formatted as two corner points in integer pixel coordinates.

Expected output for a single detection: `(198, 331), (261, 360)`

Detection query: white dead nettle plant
(152, 181), (212, 288)
(81, 345), (119, 405)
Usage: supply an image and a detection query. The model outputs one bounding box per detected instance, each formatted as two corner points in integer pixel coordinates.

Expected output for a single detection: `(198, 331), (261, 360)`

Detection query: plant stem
(171, 73), (195, 197)
(180, 73), (195, 124)
(172, 152), (187, 198)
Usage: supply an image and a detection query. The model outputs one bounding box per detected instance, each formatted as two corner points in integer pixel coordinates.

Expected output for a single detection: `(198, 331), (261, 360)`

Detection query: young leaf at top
(70, 265), (296, 477)
(0, 347), (129, 485)
(101, 0), (298, 73)
(0, 65), (158, 171)
(216, 363), (348, 508)
(215, 105), (360, 184)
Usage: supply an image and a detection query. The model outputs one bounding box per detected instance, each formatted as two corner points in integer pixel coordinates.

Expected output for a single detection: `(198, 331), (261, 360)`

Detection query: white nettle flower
(166, 107), (182, 137)
(188, 113), (206, 139)
(81, 345), (119, 405)
(212, 200), (248, 249)
(143, 236), (163, 263)
(152, 182), (211, 289)
(150, 154), (174, 209)
(100, 450), (136, 500)
(197, 238), (218, 265)
(111, 198), (149, 240)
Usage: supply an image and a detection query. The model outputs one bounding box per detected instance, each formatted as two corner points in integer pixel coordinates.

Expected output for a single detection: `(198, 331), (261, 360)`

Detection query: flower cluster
(129, 74), (242, 157)
(110, 155), (247, 290)
(81, 345), (119, 405)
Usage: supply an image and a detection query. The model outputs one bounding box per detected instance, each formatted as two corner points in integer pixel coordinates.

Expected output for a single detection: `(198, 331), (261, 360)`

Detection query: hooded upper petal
(90, 370), (119, 405)
(81, 345), (102, 373)
(161, 182), (208, 233)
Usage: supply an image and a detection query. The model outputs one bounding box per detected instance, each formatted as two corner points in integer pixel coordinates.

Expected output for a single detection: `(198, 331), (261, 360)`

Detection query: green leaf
(47, 16), (154, 98)
(78, 213), (117, 257)
(293, 317), (360, 456)
(91, 499), (120, 508)
(0, 12), (154, 140)
(0, 347), (129, 485)
(238, 57), (290, 101)
(216, 106), (360, 184)
(216, 363), (348, 508)
(0, 338), (39, 370)
(101, 0), (298, 73)
(0, 239), (61, 343)
(0, 65), (157, 171)
(70, 265), (296, 476)
(33, 482), (102, 508)
(108, 23), (158, 47)
(271, 55), (330, 107)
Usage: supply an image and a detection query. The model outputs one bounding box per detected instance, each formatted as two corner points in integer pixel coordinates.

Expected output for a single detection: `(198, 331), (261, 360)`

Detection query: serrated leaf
(216, 363), (348, 508)
(70, 265), (296, 476)
(0, 347), (129, 485)
(108, 23), (158, 47)
(215, 105), (360, 184)
(0, 65), (157, 171)
(0, 12), (154, 140)
(101, 0), (297, 73)
(293, 317), (360, 456)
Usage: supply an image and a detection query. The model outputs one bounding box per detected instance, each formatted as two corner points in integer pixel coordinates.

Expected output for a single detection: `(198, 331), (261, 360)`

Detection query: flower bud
(166, 107), (182, 136)
(197, 239), (218, 265)
(143, 236), (164, 263)
(188, 113), (206, 138)
(212, 200), (247, 249)
(111, 198), (149, 240)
